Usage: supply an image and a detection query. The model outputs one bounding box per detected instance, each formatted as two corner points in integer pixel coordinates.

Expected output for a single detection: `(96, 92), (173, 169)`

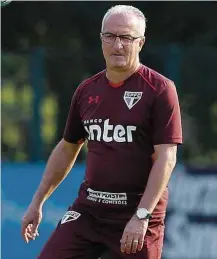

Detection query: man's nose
(113, 36), (123, 49)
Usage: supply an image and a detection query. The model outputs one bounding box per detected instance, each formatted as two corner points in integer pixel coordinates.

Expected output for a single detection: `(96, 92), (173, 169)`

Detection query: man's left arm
(120, 144), (177, 255)
(120, 80), (182, 254)
(137, 143), (177, 213)
(138, 80), (182, 214)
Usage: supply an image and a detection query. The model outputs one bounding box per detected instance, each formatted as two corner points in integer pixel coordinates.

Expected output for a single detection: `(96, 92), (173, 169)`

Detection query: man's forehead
(103, 13), (140, 34)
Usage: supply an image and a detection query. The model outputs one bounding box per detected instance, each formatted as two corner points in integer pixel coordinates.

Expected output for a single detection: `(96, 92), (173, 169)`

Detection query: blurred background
(1, 1), (217, 259)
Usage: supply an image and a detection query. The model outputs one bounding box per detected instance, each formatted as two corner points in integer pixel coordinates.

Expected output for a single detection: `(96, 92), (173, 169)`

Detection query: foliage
(1, 2), (217, 165)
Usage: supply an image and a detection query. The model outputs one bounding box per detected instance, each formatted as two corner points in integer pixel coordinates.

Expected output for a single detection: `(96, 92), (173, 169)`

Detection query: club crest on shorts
(123, 91), (143, 109)
(61, 210), (81, 224)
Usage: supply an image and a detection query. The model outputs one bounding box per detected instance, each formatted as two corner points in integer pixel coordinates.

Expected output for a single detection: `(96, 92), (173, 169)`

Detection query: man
(21, 5), (182, 259)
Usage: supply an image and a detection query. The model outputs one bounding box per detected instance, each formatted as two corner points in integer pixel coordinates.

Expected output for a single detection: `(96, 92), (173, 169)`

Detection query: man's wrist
(135, 208), (152, 220)
(31, 195), (45, 209)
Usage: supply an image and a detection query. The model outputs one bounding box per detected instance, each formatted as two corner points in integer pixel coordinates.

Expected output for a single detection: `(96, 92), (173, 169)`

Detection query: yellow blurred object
(1, 81), (16, 104)
(40, 94), (58, 144)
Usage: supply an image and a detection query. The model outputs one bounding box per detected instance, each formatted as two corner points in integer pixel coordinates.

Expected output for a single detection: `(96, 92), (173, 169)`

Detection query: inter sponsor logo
(83, 118), (136, 143)
(123, 91), (143, 109)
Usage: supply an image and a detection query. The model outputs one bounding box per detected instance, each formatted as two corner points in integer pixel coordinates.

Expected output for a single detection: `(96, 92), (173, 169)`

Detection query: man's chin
(109, 62), (127, 71)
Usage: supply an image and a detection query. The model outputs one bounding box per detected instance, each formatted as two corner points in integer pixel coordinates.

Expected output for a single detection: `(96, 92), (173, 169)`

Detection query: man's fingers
(21, 218), (29, 236)
(23, 232), (29, 243)
(26, 232), (34, 242)
(25, 227), (38, 243)
(120, 233), (128, 253)
(21, 208), (42, 244)
(125, 236), (133, 254)
(121, 234), (144, 254)
(22, 222), (39, 243)
(121, 233), (142, 254)
(30, 221), (39, 236)
(21, 219), (31, 241)
(132, 237), (140, 254)
(137, 234), (145, 251)
(28, 224), (39, 236)
(120, 240), (126, 253)
(24, 230), (35, 243)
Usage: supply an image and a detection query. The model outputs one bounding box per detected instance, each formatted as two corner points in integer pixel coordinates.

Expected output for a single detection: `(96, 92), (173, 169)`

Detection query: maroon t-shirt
(64, 64), (182, 216)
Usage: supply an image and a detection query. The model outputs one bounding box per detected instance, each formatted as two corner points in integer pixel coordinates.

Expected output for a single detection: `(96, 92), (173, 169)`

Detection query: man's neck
(106, 62), (141, 84)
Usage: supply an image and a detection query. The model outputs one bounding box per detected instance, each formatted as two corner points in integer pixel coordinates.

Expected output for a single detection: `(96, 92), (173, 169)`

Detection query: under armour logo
(88, 96), (99, 104)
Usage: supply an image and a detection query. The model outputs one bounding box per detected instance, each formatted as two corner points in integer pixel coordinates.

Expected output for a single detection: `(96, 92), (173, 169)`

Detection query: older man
(21, 5), (182, 259)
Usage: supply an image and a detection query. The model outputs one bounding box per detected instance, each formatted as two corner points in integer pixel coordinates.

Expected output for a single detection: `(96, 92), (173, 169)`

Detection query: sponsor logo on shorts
(61, 210), (81, 224)
(87, 188), (127, 205)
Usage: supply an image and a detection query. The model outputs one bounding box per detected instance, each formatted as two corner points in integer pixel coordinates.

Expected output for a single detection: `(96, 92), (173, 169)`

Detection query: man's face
(101, 13), (145, 71)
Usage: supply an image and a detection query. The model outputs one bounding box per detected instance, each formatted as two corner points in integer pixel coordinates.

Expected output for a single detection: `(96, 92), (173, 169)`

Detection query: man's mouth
(112, 54), (123, 57)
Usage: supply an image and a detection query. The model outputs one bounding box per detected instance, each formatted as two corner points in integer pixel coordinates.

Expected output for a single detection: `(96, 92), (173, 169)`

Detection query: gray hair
(101, 5), (147, 36)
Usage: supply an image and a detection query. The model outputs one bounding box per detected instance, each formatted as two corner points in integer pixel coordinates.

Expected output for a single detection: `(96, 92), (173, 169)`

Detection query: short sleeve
(152, 80), (183, 145)
(63, 88), (87, 144)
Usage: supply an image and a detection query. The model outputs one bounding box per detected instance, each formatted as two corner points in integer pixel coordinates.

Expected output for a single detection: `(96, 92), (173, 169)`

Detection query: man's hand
(120, 215), (148, 254)
(21, 204), (42, 243)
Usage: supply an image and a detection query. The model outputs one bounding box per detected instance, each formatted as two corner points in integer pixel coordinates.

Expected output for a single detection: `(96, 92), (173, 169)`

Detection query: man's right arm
(22, 83), (87, 243)
(21, 138), (84, 243)
(31, 138), (83, 208)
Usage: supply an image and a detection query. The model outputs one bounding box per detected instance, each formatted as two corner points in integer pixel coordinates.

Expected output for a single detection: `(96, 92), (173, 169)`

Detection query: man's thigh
(38, 203), (106, 259)
(101, 217), (165, 259)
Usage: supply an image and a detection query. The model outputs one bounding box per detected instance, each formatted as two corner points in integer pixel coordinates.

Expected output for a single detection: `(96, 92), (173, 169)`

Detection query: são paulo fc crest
(61, 211), (81, 224)
(123, 91), (143, 109)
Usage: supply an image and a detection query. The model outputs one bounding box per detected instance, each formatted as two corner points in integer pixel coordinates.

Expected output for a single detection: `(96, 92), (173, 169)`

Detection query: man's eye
(105, 34), (114, 38)
(122, 36), (132, 40)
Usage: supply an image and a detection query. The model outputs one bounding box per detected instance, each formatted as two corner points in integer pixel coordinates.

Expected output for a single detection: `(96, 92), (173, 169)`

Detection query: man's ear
(100, 33), (103, 42)
(139, 36), (145, 51)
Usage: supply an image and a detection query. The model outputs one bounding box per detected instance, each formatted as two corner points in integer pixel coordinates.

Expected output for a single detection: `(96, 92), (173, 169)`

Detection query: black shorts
(38, 200), (165, 259)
